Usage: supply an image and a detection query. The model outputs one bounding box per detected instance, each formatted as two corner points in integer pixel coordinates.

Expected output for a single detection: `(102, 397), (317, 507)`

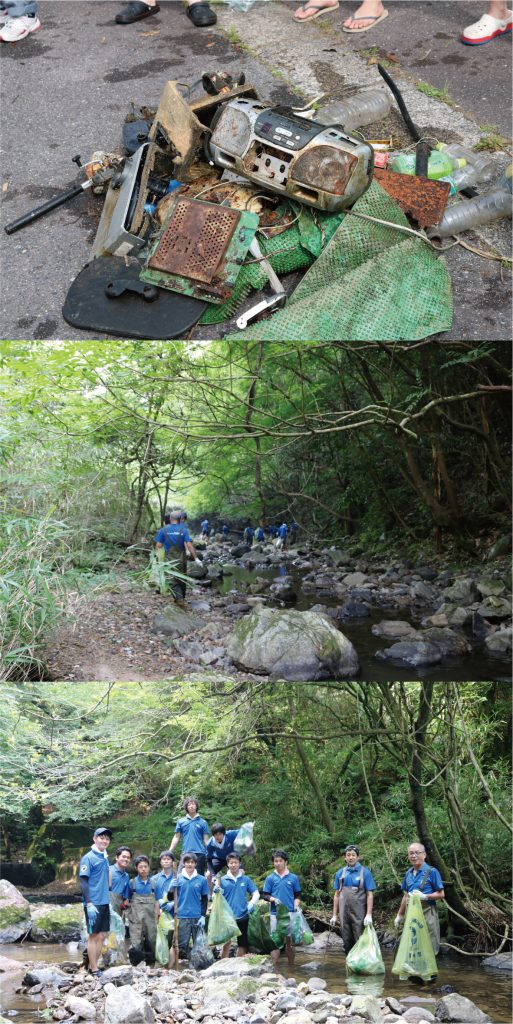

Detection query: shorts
(84, 903), (110, 935)
(235, 915), (249, 947)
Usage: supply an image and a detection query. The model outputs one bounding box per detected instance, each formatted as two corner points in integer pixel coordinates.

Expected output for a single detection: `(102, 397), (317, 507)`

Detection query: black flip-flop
(186, 2), (217, 27)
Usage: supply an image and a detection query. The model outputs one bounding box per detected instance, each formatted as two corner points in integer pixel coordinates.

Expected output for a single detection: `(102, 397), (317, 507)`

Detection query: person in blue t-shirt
(109, 844), (132, 916)
(276, 523), (289, 550)
(255, 526), (265, 543)
(79, 826), (113, 976)
(165, 852), (210, 967)
(222, 524), (229, 537)
(206, 823), (240, 883)
(330, 844), (376, 954)
(170, 796), (210, 876)
(290, 521), (299, 541)
(154, 509), (202, 605)
(127, 855), (159, 963)
(201, 519), (209, 538)
(395, 842), (444, 959)
(262, 849), (302, 966)
(152, 850), (176, 902)
(215, 851), (259, 958)
(243, 525), (255, 544)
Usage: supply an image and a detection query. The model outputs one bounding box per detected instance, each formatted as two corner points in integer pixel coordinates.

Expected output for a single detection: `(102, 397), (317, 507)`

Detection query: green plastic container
(390, 151), (456, 179)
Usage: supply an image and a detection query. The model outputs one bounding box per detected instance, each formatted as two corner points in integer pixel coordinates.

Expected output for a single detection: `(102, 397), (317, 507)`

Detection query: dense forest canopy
(1, 682), (511, 950)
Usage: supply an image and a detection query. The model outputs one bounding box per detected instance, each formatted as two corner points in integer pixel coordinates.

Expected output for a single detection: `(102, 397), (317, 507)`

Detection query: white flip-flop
(342, 8), (388, 33)
(293, 1), (339, 23)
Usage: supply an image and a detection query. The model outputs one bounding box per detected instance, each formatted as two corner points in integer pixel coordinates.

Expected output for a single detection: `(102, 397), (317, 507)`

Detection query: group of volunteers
(79, 797), (445, 979)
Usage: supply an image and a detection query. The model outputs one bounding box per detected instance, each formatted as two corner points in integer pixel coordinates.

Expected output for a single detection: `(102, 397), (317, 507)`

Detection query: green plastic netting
(218, 181), (453, 341)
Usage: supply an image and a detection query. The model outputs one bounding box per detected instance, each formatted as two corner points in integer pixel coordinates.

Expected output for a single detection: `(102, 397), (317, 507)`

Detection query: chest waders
(110, 891), (124, 916)
(413, 867), (440, 956)
(128, 887), (157, 957)
(338, 865), (366, 954)
(165, 528), (188, 601)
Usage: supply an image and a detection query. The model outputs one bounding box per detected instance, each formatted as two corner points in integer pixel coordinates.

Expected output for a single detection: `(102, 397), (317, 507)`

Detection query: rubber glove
(364, 914), (373, 926)
(272, 897), (282, 905)
(213, 885), (220, 894)
(330, 915), (338, 927)
(195, 558), (203, 566)
(416, 891), (429, 900)
(86, 903), (98, 928)
(248, 904), (256, 914)
(394, 914), (404, 928)
(197, 916), (206, 928)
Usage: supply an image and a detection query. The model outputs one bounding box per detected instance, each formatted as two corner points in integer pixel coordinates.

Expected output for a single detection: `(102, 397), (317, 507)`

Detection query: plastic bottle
(390, 150), (460, 180)
(436, 142), (489, 169)
(442, 152), (494, 191)
(317, 90), (392, 131)
(499, 163), (512, 194)
(226, 0), (257, 9)
(427, 188), (512, 238)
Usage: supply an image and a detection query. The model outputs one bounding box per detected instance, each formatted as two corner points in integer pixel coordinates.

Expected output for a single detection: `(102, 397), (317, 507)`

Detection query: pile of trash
(5, 67), (511, 340)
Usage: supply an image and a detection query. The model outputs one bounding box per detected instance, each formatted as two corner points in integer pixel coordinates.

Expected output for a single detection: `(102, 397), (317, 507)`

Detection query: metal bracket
(236, 237), (286, 329)
(105, 277), (158, 302)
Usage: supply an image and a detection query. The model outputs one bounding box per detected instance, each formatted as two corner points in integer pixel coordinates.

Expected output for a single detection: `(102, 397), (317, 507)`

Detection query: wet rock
(276, 993), (305, 1011)
(231, 543), (251, 558)
(385, 997), (406, 1015)
(441, 579), (478, 606)
(475, 596), (512, 620)
(375, 641), (442, 667)
(327, 549), (353, 567)
(421, 613), (449, 628)
(30, 902), (85, 942)
(481, 951), (513, 970)
(349, 994), (384, 1022)
(0, 879), (31, 943)
(207, 564), (224, 580)
(434, 993), (490, 1022)
(484, 626), (512, 656)
(487, 534), (511, 559)
(104, 983), (156, 1023)
(202, 956), (272, 980)
(227, 607), (359, 681)
(23, 966), (69, 988)
(152, 607), (204, 637)
(343, 572), (368, 588)
(475, 579), (506, 598)
(420, 627), (470, 656)
(337, 601), (370, 621)
(306, 979), (328, 992)
(371, 620), (418, 640)
(100, 966), (138, 986)
(410, 581), (438, 604)
(307, 930), (345, 951)
(65, 994), (97, 1019)
(0, 954), (24, 973)
(269, 581), (297, 602)
(300, 962), (323, 972)
(403, 1009), (435, 1023)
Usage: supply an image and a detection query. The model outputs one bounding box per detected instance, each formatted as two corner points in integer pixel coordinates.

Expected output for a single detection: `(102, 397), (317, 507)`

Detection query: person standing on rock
(165, 852), (210, 967)
(154, 509), (203, 607)
(243, 524), (255, 545)
(79, 826), (113, 977)
(394, 842), (444, 956)
(170, 796), (210, 876)
(276, 522), (289, 550)
(255, 525), (265, 544)
(262, 849), (302, 966)
(201, 518), (210, 539)
(127, 855), (159, 964)
(215, 851), (260, 958)
(109, 844), (132, 916)
(330, 844), (376, 954)
(206, 823), (241, 885)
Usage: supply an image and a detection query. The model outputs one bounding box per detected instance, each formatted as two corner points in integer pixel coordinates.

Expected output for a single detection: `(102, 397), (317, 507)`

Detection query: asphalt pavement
(0, 0), (511, 341)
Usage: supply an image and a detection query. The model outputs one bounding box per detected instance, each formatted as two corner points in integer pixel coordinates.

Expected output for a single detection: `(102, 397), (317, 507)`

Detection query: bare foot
(294, 1), (338, 21)
(343, 0), (384, 30)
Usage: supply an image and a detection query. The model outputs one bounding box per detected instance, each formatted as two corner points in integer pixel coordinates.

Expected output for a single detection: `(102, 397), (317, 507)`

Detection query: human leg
(343, 0), (388, 32)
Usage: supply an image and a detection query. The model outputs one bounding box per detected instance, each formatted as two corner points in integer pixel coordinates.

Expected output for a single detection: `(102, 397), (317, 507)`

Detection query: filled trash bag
(292, 910), (314, 946)
(100, 909), (127, 965)
(207, 890), (242, 945)
(149, 548), (167, 593)
(190, 925), (215, 970)
(346, 923), (385, 974)
(248, 902), (290, 953)
(234, 821), (256, 856)
(155, 911), (173, 966)
(392, 892), (438, 981)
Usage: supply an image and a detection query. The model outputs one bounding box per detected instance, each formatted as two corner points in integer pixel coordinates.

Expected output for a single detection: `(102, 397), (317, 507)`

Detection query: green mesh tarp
(221, 181), (453, 341)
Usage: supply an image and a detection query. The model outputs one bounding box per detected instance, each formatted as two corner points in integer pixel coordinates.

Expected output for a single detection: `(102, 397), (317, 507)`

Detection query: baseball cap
(93, 827), (113, 838)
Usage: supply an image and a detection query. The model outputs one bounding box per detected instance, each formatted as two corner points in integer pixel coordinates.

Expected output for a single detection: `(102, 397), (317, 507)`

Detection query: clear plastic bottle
(226, 0), (257, 9)
(444, 152), (494, 191)
(436, 142), (490, 170)
(427, 188), (512, 238)
(317, 90), (392, 131)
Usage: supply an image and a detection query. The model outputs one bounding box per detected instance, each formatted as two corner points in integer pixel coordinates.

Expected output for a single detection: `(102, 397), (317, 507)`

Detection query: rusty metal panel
(374, 168), (450, 228)
(148, 197), (239, 284)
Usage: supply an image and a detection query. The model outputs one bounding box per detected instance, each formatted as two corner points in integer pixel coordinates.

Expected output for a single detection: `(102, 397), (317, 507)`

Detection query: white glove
(195, 558), (202, 566)
(364, 914), (373, 926)
(272, 898), (282, 905)
(330, 915), (337, 927)
(394, 914), (404, 928)
(417, 891), (429, 900)
(197, 916), (206, 928)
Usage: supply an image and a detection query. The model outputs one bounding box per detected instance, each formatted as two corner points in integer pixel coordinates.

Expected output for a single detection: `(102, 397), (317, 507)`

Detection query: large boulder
(475, 597), (512, 620)
(30, 902), (83, 942)
(410, 581), (438, 604)
(484, 627), (512, 656)
(65, 994), (97, 1019)
(349, 994), (384, 1022)
(227, 607), (359, 681)
(202, 956), (272, 980)
(419, 627), (470, 656)
(475, 579), (506, 598)
(375, 641), (442, 667)
(481, 952), (512, 970)
(0, 880), (31, 943)
(23, 966), (69, 988)
(434, 993), (490, 1022)
(104, 984), (156, 1023)
(152, 606), (204, 637)
(441, 579), (478, 606)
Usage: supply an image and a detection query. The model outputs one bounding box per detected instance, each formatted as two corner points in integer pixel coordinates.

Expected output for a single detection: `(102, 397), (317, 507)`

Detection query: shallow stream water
(1, 941), (511, 1023)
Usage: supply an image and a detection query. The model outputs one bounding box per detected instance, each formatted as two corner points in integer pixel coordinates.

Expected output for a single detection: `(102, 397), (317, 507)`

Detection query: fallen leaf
(206, 41), (215, 46)
(141, 28), (160, 36)
(2, 182), (8, 192)
(384, 51), (401, 63)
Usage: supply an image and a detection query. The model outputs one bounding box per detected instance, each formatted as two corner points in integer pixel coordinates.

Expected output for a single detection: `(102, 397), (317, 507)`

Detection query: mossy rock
(0, 879), (31, 942)
(30, 902), (84, 942)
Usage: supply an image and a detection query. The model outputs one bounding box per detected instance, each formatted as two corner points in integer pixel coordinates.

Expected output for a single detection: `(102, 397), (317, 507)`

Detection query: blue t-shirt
(201, 520), (209, 531)
(256, 527), (265, 541)
(110, 864), (132, 900)
(263, 870), (301, 912)
(174, 814), (210, 854)
(170, 872), (209, 918)
(222, 525), (229, 534)
(244, 527), (254, 539)
(402, 864), (444, 906)
(206, 829), (239, 867)
(220, 872), (258, 920)
(333, 864), (376, 892)
(154, 523), (191, 553)
(278, 524), (288, 538)
(79, 847), (110, 906)
(131, 876), (156, 897)
(152, 870), (175, 902)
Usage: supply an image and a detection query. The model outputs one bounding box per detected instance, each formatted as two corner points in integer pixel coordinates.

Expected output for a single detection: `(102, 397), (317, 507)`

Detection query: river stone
(487, 534), (512, 559)
(231, 543), (251, 558)
(30, 902), (84, 942)
(100, 966), (138, 986)
(150, 990), (174, 1013)
(269, 581), (297, 602)
(349, 994), (384, 1022)
(484, 627), (512, 655)
(0, 879), (31, 943)
(65, 994), (97, 1019)
(23, 966), (69, 987)
(203, 956), (272, 980)
(475, 596), (512, 620)
(338, 601), (370, 621)
(385, 998), (406, 1015)
(327, 549), (353, 567)
(152, 607), (204, 637)
(371, 620), (418, 640)
(375, 641), (442, 666)
(441, 579), (478, 606)
(306, 979), (328, 992)
(419, 627), (471, 656)
(410, 581), (438, 604)
(343, 572), (368, 587)
(104, 984), (156, 1023)
(276, 993), (305, 1012)
(403, 1009), (435, 1023)
(481, 951), (512, 970)
(0, 954), (24, 973)
(476, 579), (506, 598)
(280, 1010), (314, 1024)
(434, 994), (490, 1022)
(304, 994), (331, 1011)
(227, 607), (359, 681)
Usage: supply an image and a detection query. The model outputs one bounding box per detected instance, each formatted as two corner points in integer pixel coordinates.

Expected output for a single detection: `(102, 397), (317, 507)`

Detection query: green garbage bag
(247, 902), (289, 953)
(149, 548), (167, 594)
(207, 890), (241, 946)
(155, 911), (173, 966)
(346, 924), (385, 974)
(292, 910), (314, 946)
(392, 892), (438, 981)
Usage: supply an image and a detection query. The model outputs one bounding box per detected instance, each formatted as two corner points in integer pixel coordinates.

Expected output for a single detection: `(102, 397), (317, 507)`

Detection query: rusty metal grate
(374, 168), (450, 229)
(148, 197), (240, 284)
